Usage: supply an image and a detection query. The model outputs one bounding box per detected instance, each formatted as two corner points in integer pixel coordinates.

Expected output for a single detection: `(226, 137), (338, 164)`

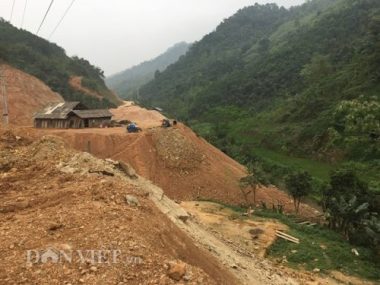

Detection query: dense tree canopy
(138, 0), (380, 188)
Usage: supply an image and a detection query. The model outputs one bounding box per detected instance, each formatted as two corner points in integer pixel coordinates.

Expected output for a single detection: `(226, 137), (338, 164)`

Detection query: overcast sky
(0, 0), (305, 75)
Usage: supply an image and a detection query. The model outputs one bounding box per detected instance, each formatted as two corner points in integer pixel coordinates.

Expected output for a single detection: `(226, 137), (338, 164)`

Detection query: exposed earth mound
(153, 127), (204, 170)
(0, 64), (63, 126)
(11, 102), (316, 218)
(0, 129), (238, 285)
(110, 102), (165, 129)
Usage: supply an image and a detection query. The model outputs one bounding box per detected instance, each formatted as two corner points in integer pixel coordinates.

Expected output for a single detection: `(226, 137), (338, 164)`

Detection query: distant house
(34, 102), (112, 129)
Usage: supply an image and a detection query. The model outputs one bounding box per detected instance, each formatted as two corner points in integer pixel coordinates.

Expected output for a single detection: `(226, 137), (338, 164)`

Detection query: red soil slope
(35, 103), (319, 217)
(69, 76), (122, 106)
(0, 64), (63, 126)
(0, 129), (237, 285)
(69, 76), (103, 99)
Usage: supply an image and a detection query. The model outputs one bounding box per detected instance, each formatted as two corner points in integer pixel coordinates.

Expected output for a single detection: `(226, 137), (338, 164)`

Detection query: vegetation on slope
(106, 42), (190, 99)
(204, 199), (380, 281)
(139, 0), (380, 191)
(0, 19), (120, 108)
(263, 209), (380, 281)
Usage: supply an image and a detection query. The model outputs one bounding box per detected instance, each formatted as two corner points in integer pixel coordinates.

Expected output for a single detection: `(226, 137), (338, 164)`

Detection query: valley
(0, 0), (379, 284)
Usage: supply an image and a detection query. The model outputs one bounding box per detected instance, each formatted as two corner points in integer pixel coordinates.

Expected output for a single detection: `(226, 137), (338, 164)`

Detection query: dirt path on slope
(140, 195), (358, 285)
(135, 178), (299, 285)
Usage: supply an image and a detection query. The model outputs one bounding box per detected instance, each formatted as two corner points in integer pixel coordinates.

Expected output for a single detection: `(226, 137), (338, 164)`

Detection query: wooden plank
(276, 230), (298, 239)
(276, 232), (299, 242)
(276, 233), (299, 243)
(276, 233), (299, 244)
(275, 230), (300, 244)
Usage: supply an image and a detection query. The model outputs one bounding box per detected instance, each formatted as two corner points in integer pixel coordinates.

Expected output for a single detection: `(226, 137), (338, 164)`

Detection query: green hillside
(139, 0), (380, 190)
(0, 19), (121, 108)
(106, 42), (190, 99)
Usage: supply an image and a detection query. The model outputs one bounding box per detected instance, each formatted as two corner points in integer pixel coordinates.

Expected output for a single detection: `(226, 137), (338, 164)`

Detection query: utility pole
(0, 66), (9, 125)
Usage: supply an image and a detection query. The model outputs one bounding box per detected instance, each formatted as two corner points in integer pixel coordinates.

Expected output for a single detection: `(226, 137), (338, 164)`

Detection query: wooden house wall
(88, 118), (111, 128)
(34, 115), (84, 129)
(34, 116), (111, 129)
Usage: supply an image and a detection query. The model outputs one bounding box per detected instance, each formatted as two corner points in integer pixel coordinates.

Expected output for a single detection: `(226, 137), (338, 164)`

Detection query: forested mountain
(139, 0), (380, 189)
(0, 19), (121, 108)
(106, 42), (190, 99)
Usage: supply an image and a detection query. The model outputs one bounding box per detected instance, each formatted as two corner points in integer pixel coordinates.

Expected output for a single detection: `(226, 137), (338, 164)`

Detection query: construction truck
(126, 122), (142, 133)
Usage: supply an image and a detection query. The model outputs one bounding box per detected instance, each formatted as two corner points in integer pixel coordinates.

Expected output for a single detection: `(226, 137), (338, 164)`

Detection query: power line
(36, 0), (55, 35)
(10, 0), (16, 23)
(49, 0), (76, 40)
(21, 0), (28, 29)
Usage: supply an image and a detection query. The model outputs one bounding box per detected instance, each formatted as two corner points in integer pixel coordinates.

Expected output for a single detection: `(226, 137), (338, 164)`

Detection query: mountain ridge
(0, 19), (121, 108)
(106, 42), (191, 99)
(138, 0), (380, 187)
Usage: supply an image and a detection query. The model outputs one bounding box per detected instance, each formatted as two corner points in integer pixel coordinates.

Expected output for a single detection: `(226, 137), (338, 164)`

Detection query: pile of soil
(153, 128), (204, 170)
(110, 103), (165, 129)
(0, 129), (237, 285)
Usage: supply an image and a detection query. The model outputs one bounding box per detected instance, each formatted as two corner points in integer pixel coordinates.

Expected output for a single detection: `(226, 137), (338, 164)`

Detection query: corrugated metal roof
(73, 110), (112, 119)
(34, 102), (81, 119)
(34, 102), (112, 120)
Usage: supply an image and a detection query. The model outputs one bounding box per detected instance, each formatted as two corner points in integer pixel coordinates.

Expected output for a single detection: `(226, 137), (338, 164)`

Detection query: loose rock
(167, 260), (187, 281)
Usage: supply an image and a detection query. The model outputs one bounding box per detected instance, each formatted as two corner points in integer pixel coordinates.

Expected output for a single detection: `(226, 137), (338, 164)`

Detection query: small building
(34, 102), (113, 129)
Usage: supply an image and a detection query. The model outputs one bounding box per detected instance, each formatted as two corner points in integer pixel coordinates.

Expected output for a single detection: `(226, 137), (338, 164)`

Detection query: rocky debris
(55, 153), (137, 181)
(178, 214), (190, 223)
(167, 260), (187, 281)
(88, 169), (115, 176)
(0, 130), (31, 149)
(0, 130), (219, 285)
(117, 161), (138, 179)
(60, 165), (77, 175)
(31, 135), (67, 161)
(153, 128), (204, 170)
(47, 223), (64, 232)
(125, 195), (140, 207)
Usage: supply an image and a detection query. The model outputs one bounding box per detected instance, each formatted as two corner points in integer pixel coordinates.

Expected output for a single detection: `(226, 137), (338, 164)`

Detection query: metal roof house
(34, 102), (113, 129)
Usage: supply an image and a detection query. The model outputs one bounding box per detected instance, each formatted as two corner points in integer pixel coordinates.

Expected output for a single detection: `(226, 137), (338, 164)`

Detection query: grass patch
(252, 147), (335, 181)
(198, 199), (380, 281)
(256, 209), (380, 281)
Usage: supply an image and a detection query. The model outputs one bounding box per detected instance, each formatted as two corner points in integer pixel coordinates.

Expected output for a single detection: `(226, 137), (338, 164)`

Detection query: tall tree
(239, 164), (268, 206)
(285, 171), (313, 213)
